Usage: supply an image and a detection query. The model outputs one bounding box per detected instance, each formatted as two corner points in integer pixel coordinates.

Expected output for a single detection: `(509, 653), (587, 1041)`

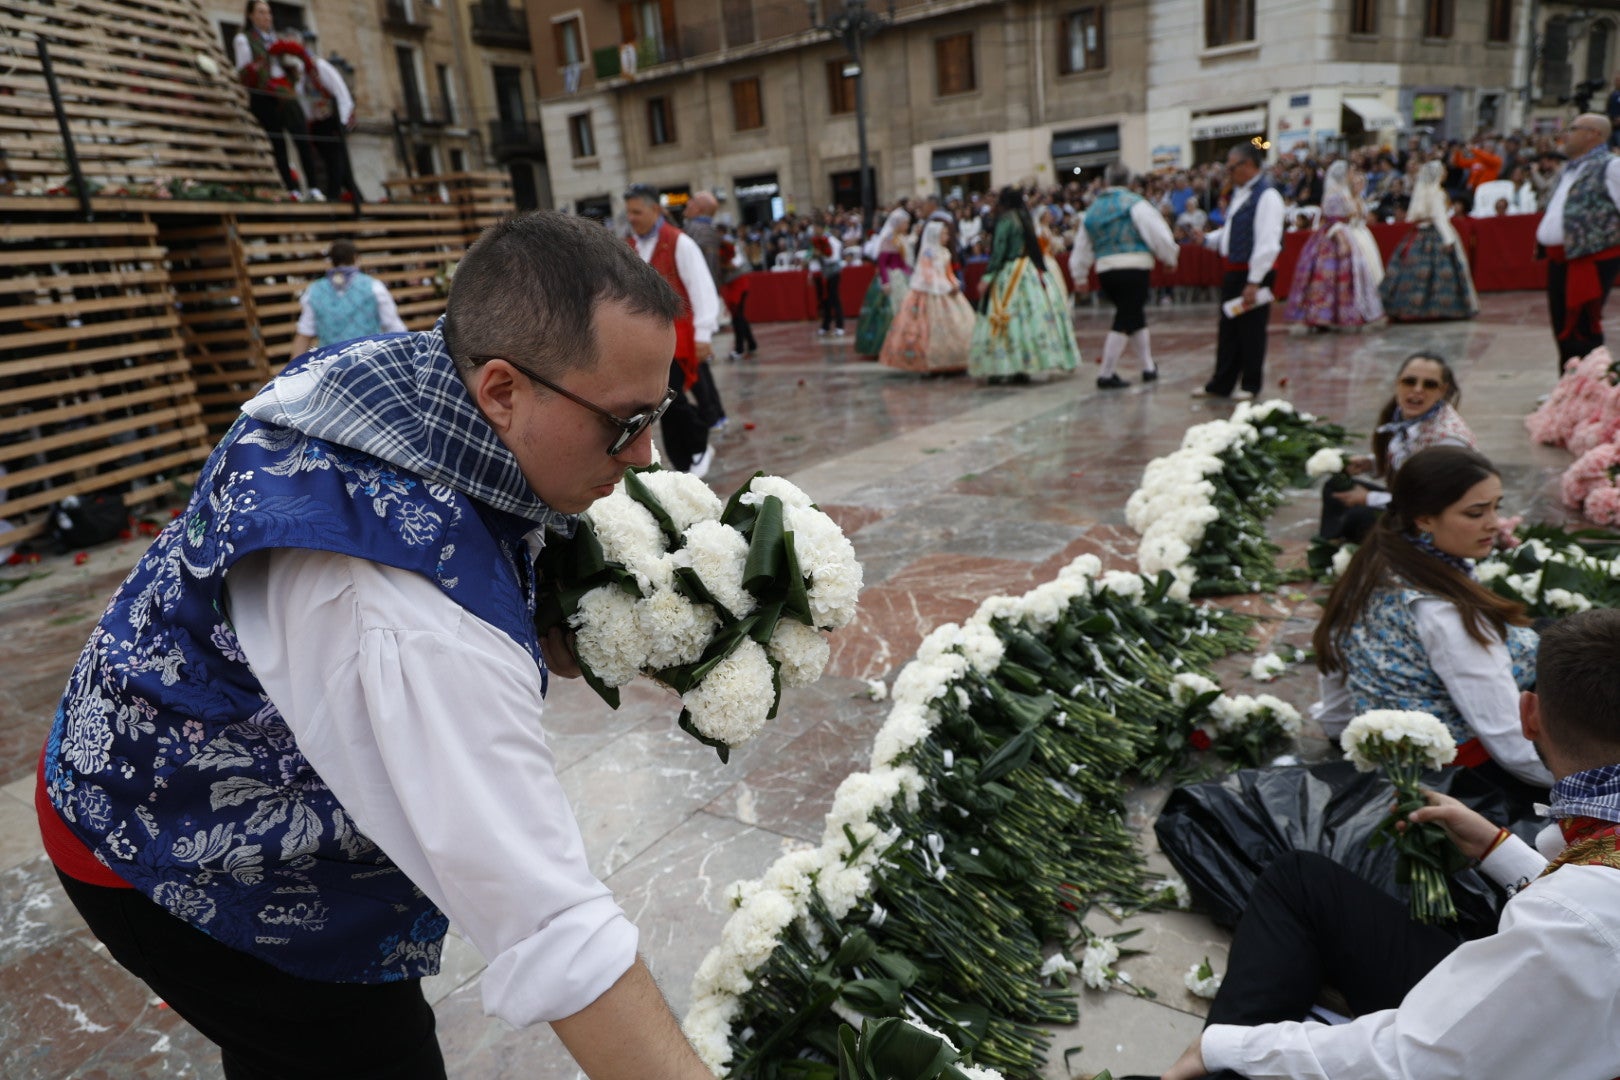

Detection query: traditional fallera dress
(1284, 166), (1385, 329)
(879, 223), (975, 374)
(967, 214), (1082, 379)
(1380, 163), (1480, 322)
(855, 207), (914, 356)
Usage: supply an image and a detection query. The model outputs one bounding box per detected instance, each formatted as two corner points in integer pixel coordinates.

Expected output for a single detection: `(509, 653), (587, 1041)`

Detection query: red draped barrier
(737, 217), (1549, 324)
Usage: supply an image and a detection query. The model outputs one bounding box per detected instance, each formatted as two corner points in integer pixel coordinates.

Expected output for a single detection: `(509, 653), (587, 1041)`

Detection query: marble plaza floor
(0, 291), (1579, 1078)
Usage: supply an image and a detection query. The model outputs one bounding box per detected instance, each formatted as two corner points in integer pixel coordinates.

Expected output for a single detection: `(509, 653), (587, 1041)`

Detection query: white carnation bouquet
(1340, 709), (1464, 923)
(538, 468), (862, 758)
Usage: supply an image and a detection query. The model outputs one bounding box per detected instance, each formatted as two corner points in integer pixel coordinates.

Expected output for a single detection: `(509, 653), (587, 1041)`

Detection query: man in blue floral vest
(36, 212), (718, 1079)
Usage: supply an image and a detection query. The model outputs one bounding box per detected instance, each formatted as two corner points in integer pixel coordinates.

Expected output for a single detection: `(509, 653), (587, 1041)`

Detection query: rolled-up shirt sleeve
(227, 547), (638, 1027)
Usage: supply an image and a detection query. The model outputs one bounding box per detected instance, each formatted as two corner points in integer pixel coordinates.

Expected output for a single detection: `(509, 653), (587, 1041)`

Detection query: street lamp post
(807, 0), (894, 234)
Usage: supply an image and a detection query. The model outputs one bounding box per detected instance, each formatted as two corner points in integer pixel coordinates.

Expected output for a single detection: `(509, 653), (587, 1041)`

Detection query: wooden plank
(0, 221), (157, 241)
(0, 424), (206, 493)
(0, 244), (167, 268)
(0, 403), (200, 465)
(0, 334), (175, 378)
(0, 379), (197, 438)
(0, 442), (208, 521)
(0, 290), (176, 324)
(0, 311), (180, 354)
(0, 358), (192, 409)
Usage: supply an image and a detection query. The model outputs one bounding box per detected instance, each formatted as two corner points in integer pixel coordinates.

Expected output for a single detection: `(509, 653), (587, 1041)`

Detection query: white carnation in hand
(741, 474), (815, 509)
(678, 519), (757, 619)
(583, 490), (669, 594)
(633, 468), (724, 532)
(769, 619), (830, 688)
(1305, 448), (1346, 478)
(785, 504), (863, 629)
(569, 585), (648, 687)
(685, 638), (778, 745)
(1340, 709), (1457, 772)
(637, 588), (720, 670)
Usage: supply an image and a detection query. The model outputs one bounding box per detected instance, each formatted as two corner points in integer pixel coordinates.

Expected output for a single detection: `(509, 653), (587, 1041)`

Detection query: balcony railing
(382, 0), (430, 32)
(488, 119), (546, 160)
(471, 4), (530, 48)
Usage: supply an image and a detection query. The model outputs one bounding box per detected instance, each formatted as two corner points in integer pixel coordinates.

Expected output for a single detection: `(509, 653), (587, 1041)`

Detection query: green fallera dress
(967, 215), (1083, 379)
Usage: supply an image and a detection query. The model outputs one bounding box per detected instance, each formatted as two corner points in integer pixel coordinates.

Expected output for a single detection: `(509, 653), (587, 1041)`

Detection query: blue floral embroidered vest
(43, 413), (545, 983)
(1084, 189), (1152, 260)
(308, 270), (383, 346)
(1563, 155), (1620, 260)
(1226, 177), (1274, 265)
(1345, 586), (1536, 744)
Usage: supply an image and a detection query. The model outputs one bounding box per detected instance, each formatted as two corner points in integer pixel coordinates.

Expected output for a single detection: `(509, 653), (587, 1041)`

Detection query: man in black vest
(1195, 143), (1285, 401)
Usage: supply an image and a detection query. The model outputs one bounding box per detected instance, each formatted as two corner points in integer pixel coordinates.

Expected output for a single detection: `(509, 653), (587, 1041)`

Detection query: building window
(1588, 20), (1612, 80)
(1423, 0), (1453, 38)
(569, 112), (596, 157)
(1204, 0), (1254, 46)
(730, 77), (763, 131)
(647, 95), (675, 145)
(1485, 0), (1511, 41)
(396, 44), (426, 122)
(827, 60), (857, 114)
(934, 32), (975, 96)
(621, 0), (672, 65)
(722, 0), (755, 48)
(436, 63), (456, 124)
(1349, 0), (1376, 35)
(1059, 7), (1105, 73)
(553, 15), (584, 65)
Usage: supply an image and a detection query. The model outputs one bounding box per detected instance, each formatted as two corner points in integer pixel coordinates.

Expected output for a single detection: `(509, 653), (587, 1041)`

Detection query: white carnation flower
(637, 588), (721, 671)
(1340, 709), (1457, 772)
(633, 468), (723, 532)
(769, 619), (830, 688)
(1080, 937), (1120, 989)
(864, 678), (888, 701)
(681, 992), (742, 1074)
(1474, 559), (1508, 583)
(1040, 952), (1078, 981)
(1099, 570), (1146, 601)
(784, 504), (863, 630)
(1331, 545), (1356, 578)
(1185, 958), (1223, 999)
(1249, 652), (1287, 682)
(870, 701), (941, 767)
(583, 490), (672, 594)
(1139, 533), (1193, 576)
(569, 585), (649, 687)
(958, 621), (1006, 675)
(685, 638), (778, 745)
(741, 474), (816, 509)
(1253, 693), (1303, 735)
(1544, 588), (1593, 613)
(1170, 672), (1221, 706)
(1156, 873), (1192, 910)
(1305, 448), (1346, 479)
(678, 519), (757, 620)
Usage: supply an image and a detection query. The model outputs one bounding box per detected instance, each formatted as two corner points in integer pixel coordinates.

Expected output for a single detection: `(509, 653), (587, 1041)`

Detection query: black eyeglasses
(466, 356), (675, 456)
(1399, 375), (1444, 391)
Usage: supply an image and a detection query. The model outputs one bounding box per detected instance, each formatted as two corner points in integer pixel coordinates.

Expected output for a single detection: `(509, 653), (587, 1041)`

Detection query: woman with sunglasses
(1314, 446), (1552, 799)
(1320, 352), (1476, 544)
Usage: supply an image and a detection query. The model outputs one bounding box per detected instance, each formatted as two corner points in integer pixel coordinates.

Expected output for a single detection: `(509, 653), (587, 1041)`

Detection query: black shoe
(1096, 373), (1129, 389)
(1141, 368), (1159, 383)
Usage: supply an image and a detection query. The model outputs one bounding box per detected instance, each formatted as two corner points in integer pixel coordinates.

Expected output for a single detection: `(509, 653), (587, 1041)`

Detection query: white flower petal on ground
(1080, 937), (1120, 989)
(1249, 652), (1287, 682)
(1185, 959), (1223, 999)
(864, 678), (888, 701)
(1040, 952), (1078, 981)
(569, 585), (648, 687)
(769, 619), (830, 688)
(684, 638), (777, 745)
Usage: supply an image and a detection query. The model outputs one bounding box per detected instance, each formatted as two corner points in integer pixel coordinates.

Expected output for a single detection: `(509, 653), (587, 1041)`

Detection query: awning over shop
(1190, 108), (1266, 142)
(1343, 96), (1403, 131)
(931, 143), (991, 177)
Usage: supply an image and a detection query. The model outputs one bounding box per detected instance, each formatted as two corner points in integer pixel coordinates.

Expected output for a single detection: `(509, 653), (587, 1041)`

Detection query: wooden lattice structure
(0, 0), (281, 194)
(0, 216), (212, 544)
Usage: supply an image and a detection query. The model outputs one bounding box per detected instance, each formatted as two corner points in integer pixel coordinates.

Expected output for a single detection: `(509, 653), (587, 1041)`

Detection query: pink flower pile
(1528, 348), (1620, 524)
(1560, 443), (1620, 525)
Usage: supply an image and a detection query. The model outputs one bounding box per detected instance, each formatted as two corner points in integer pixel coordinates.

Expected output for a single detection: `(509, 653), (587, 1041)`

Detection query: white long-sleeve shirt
(1068, 196), (1180, 280)
(1536, 156), (1620, 247)
(1314, 595), (1552, 788)
(1201, 829), (1620, 1079)
(303, 55), (355, 126)
(634, 227), (720, 344)
(1204, 177), (1286, 284)
(226, 547), (638, 1029)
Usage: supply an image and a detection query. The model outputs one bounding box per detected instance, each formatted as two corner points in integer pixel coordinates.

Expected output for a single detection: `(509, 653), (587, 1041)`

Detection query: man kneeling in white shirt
(1163, 607), (1620, 1080)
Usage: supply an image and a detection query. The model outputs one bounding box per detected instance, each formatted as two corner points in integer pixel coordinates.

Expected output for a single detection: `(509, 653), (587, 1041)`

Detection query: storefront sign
(931, 144), (992, 176)
(1051, 126), (1120, 158)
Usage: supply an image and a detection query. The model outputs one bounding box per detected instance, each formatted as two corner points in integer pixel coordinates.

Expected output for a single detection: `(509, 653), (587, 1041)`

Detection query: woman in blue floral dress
(1314, 446), (1548, 800)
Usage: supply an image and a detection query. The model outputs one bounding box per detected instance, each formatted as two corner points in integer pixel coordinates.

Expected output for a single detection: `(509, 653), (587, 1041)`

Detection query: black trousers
(659, 360), (709, 471)
(249, 92), (316, 193)
(309, 116), (363, 203)
(729, 292), (757, 354)
(56, 870), (446, 1079)
(1098, 268), (1151, 334)
(1206, 851), (1468, 1032)
(1207, 269), (1275, 396)
(691, 359), (726, 427)
(818, 270), (845, 330)
(1318, 480), (1382, 543)
(1547, 256), (1620, 371)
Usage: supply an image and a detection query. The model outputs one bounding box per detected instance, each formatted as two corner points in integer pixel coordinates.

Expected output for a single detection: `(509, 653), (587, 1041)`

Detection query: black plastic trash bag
(1154, 762), (1539, 936)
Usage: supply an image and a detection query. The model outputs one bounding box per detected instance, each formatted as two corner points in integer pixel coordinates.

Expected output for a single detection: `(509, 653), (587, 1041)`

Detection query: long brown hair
(1371, 352), (1462, 477)
(1314, 446), (1528, 674)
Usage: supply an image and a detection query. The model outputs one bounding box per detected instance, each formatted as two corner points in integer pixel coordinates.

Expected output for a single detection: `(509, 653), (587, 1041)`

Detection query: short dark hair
(243, 0), (268, 20)
(444, 211), (680, 380)
(327, 239), (357, 266)
(1227, 142), (1264, 168)
(624, 183), (659, 206)
(1536, 609), (1620, 762)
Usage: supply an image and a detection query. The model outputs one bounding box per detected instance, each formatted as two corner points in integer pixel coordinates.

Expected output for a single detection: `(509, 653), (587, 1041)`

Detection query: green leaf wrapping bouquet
(537, 467), (862, 759)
